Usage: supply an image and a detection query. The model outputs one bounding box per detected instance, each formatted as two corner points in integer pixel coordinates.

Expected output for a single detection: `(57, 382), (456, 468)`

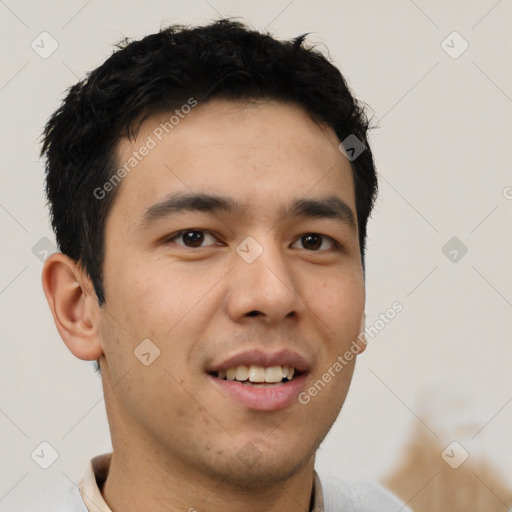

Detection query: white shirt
(55, 452), (410, 512)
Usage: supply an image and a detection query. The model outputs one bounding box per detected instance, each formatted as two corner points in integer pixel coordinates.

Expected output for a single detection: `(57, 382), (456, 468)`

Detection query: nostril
(246, 310), (262, 317)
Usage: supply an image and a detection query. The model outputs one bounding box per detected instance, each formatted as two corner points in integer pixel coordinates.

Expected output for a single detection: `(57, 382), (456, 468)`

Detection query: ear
(42, 252), (103, 361)
(355, 312), (367, 354)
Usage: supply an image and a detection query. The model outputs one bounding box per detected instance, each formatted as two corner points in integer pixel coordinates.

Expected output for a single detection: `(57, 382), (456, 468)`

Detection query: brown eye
(167, 230), (218, 248)
(292, 233), (335, 251)
(181, 230), (204, 247)
(302, 234), (322, 250)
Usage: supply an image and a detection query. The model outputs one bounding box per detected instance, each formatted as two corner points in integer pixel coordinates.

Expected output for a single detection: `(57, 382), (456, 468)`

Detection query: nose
(224, 237), (304, 325)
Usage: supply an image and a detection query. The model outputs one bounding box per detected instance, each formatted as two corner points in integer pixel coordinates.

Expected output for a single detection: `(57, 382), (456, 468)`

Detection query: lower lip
(208, 373), (308, 411)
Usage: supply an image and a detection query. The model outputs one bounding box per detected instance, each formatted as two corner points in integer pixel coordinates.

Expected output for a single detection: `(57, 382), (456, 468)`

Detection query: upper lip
(207, 349), (310, 373)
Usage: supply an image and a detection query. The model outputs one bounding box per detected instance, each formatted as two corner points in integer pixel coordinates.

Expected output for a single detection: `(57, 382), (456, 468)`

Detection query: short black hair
(41, 19), (377, 306)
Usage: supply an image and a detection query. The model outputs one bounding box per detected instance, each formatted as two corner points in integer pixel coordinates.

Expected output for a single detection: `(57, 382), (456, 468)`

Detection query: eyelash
(165, 229), (340, 251)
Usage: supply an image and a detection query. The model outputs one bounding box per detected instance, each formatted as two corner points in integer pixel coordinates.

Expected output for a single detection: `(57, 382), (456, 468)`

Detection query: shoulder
(320, 474), (412, 512)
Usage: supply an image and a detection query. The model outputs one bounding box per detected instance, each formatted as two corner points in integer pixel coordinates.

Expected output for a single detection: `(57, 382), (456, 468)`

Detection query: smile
(206, 349), (310, 410)
(212, 364), (297, 384)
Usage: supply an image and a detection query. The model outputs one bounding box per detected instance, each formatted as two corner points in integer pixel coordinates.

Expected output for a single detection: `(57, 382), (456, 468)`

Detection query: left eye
(291, 233), (336, 251)
(167, 230), (219, 248)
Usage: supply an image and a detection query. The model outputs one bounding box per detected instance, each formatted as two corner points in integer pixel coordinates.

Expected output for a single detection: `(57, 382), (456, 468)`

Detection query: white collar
(78, 453), (112, 512)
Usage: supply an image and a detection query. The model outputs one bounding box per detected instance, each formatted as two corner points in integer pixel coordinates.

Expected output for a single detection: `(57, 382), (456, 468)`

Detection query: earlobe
(42, 253), (103, 361)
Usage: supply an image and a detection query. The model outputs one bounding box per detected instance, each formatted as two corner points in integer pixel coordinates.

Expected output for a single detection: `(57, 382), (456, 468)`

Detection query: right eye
(165, 229), (220, 248)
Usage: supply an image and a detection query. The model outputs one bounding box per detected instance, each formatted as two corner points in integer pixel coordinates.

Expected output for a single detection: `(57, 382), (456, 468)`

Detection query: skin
(43, 99), (366, 512)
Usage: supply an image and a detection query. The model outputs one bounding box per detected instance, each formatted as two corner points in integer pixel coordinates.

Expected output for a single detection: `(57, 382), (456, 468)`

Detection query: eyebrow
(287, 196), (356, 229)
(138, 192), (244, 228)
(138, 192), (356, 230)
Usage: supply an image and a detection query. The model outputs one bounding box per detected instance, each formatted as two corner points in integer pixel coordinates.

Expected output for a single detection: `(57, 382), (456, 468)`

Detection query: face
(98, 99), (365, 487)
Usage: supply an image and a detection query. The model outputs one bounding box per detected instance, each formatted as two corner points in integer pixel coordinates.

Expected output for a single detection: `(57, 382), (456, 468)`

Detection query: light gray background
(1, 1), (511, 510)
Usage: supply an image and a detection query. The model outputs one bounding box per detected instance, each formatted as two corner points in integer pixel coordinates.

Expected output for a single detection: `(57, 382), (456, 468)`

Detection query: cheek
(305, 273), (365, 334)
(299, 358), (356, 435)
(112, 264), (229, 364)
(107, 260), (195, 330)
(138, 270), (221, 336)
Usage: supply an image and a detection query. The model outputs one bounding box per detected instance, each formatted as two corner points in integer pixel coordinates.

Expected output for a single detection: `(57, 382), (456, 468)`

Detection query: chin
(199, 441), (316, 490)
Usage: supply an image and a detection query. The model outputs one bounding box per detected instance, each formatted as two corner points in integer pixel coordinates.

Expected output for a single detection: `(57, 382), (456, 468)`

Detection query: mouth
(206, 349), (310, 411)
(208, 365), (304, 387)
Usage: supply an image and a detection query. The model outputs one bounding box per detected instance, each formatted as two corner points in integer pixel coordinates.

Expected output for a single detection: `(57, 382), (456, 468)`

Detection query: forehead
(111, 99), (355, 224)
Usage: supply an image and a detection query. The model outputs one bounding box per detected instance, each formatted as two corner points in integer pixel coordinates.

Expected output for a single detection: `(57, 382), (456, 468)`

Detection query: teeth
(265, 366), (283, 383)
(249, 365), (266, 382)
(216, 365), (297, 383)
(235, 365), (249, 380)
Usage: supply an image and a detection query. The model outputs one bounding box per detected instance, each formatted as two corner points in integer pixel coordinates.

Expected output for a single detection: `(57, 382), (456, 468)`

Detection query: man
(41, 19), (409, 512)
